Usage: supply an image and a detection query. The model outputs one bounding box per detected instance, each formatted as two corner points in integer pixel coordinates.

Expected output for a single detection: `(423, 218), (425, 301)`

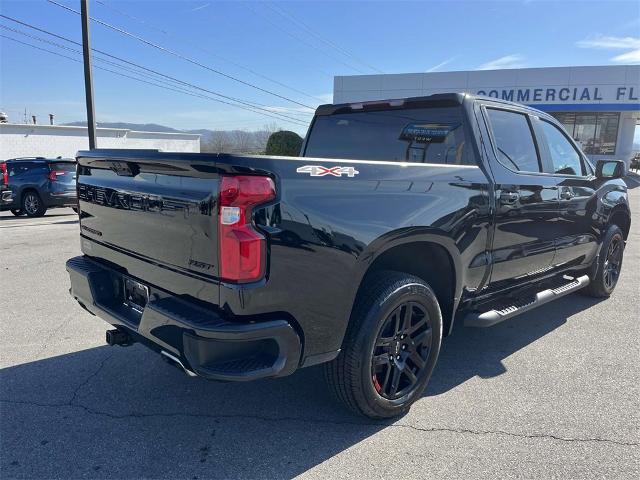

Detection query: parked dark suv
(1, 157), (77, 217)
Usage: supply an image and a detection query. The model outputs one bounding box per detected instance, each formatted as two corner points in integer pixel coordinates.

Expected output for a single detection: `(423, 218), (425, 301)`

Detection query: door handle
(499, 191), (519, 204)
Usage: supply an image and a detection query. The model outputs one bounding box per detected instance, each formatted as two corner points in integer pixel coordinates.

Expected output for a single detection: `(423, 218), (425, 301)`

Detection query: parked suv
(1, 157), (77, 217)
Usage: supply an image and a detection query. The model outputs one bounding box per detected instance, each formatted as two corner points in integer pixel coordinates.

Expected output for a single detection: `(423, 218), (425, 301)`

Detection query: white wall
(0, 124), (200, 159)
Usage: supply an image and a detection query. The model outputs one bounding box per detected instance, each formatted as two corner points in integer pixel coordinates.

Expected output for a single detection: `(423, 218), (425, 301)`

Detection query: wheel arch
(350, 233), (462, 338)
(20, 186), (40, 202)
(608, 205), (631, 240)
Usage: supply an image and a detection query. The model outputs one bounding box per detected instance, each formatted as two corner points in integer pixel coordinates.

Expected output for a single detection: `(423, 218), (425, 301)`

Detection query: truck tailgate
(76, 150), (220, 300)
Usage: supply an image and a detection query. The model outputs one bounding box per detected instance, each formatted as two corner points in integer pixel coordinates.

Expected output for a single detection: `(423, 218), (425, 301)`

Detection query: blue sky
(1, 0), (639, 135)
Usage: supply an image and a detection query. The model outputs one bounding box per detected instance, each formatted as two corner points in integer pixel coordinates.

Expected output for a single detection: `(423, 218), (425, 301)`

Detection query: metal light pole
(80, 0), (97, 149)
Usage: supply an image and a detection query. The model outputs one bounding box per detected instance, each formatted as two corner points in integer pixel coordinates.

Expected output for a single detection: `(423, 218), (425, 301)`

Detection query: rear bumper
(66, 255), (302, 381)
(0, 190), (15, 210)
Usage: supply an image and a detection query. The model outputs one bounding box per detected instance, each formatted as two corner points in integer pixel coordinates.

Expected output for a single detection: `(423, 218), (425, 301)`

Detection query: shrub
(265, 131), (303, 156)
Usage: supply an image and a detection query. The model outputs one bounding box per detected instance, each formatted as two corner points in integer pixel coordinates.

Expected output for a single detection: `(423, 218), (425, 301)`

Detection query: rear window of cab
(305, 107), (474, 165)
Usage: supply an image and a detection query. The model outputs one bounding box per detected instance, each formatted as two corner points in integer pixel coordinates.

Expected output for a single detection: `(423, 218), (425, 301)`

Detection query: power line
(264, 2), (384, 74)
(0, 33), (309, 128)
(0, 15), (310, 126)
(0, 22), (311, 120)
(0, 25), (309, 125)
(46, 0), (316, 111)
(242, 2), (369, 75)
(94, 0), (334, 81)
(94, 0), (327, 103)
(0, 35), (308, 128)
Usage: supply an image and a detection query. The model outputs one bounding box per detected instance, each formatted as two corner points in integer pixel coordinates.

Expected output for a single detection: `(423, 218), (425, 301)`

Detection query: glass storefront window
(550, 112), (620, 155)
(595, 113), (620, 155)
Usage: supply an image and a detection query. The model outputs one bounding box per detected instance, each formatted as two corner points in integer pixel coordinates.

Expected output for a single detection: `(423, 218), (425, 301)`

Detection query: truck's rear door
(76, 150), (221, 303)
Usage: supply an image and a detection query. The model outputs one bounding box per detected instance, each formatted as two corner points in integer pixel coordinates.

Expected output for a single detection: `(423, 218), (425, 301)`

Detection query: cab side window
(486, 108), (541, 172)
(539, 120), (584, 176)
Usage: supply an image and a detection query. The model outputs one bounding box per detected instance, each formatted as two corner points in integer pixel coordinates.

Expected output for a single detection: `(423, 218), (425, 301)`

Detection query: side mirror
(595, 160), (624, 179)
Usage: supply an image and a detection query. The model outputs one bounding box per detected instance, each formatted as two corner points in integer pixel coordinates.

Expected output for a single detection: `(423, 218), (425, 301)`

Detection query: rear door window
(8, 162), (32, 177)
(305, 107), (474, 165)
(486, 108), (541, 172)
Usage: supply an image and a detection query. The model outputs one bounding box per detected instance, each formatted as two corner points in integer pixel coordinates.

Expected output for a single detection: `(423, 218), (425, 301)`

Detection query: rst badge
(296, 165), (360, 177)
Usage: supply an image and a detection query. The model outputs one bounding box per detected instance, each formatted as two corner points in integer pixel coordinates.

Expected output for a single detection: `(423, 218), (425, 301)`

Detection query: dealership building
(334, 65), (639, 169)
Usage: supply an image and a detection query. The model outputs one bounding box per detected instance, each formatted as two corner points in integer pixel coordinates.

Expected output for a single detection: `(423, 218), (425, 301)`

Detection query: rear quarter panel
(218, 155), (491, 359)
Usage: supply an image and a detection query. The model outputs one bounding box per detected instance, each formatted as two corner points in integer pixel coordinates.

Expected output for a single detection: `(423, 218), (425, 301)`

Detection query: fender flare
(606, 203), (631, 238)
(347, 227), (464, 329)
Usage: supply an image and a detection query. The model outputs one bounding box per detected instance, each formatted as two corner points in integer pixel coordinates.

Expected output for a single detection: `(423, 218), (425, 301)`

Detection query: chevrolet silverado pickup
(66, 93), (630, 418)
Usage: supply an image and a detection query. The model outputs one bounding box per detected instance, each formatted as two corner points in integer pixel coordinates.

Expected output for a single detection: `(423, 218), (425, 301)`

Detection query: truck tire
(22, 191), (47, 217)
(582, 224), (624, 298)
(324, 271), (442, 418)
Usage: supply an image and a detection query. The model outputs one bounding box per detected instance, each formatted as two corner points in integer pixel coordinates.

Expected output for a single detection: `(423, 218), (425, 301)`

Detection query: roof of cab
(315, 93), (467, 116)
(315, 92), (548, 118)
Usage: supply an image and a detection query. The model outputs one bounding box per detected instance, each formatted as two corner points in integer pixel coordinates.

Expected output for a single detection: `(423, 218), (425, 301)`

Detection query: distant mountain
(63, 121), (285, 154)
(63, 121), (182, 133)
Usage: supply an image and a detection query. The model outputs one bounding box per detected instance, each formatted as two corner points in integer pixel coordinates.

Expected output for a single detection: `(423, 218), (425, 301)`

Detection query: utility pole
(80, 0), (97, 149)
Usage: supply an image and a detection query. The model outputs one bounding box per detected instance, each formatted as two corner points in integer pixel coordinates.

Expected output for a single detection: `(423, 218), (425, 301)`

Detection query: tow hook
(105, 328), (134, 347)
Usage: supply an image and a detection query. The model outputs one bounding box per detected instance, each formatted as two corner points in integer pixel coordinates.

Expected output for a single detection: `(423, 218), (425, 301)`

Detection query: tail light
(1, 163), (7, 185)
(48, 170), (65, 181)
(218, 175), (275, 283)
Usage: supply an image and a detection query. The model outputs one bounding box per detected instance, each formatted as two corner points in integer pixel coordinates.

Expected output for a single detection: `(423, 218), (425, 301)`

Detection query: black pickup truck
(66, 93), (630, 418)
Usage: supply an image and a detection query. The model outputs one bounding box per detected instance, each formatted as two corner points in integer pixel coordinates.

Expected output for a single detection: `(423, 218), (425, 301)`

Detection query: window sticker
(399, 123), (459, 143)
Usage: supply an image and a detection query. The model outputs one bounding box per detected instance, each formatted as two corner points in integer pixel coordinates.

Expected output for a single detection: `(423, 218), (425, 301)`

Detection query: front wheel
(583, 224), (625, 298)
(324, 271), (442, 418)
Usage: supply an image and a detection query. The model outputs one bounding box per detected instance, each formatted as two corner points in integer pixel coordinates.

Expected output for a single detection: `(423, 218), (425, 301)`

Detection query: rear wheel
(10, 209), (23, 216)
(22, 191), (46, 217)
(583, 224), (624, 298)
(324, 271), (442, 418)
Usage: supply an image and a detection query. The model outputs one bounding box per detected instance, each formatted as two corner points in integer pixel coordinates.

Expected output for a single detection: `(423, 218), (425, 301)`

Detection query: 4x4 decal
(296, 165), (360, 177)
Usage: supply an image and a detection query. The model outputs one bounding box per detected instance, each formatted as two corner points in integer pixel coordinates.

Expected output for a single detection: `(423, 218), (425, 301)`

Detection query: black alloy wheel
(602, 235), (622, 291)
(324, 271), (442, 418)
(582, 224), (624, 298)
(371, 302), (432, 400)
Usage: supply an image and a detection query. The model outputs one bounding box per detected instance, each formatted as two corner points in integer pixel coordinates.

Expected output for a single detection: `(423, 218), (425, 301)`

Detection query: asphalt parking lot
(1, 185), (639, 479)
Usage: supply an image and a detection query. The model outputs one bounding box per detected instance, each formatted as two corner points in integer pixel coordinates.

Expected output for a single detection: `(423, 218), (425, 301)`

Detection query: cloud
(426, 56), (458, 72)
(612, 50), (640, 63)
(477, 54), (527, 70)
(189, 3), (210, 12)
(576, 35), (640, 63)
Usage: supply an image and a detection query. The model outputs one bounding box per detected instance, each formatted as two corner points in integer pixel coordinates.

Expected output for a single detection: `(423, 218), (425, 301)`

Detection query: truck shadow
(427, 293), (603, 396)
(0, 293), (601, 479)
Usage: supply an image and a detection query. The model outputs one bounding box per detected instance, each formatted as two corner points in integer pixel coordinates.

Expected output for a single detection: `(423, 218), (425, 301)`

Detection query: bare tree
(255, 122), (280, 152)
(232, 130), (253, 153)
(203, 131), (232, 153)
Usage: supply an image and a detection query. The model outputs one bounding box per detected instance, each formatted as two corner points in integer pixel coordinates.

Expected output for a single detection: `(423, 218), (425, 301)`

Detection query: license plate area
(123, 277), (149, 313)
